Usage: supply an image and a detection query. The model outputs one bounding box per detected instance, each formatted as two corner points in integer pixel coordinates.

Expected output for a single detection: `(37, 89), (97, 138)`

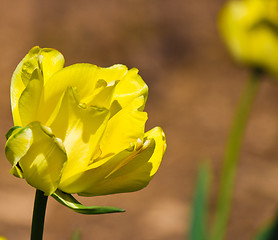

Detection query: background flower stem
(210, 69), (262, 240)
(31, 189), (48, 240)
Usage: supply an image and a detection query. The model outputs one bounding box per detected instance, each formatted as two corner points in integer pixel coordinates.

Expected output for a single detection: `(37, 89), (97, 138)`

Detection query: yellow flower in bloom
(219, 0), (278, 76)
(5, 46), (166, 196)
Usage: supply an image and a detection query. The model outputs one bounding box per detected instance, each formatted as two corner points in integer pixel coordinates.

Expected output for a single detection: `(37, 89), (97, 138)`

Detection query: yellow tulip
(5, 46), (166, 196)
(219, 0), (278, 76)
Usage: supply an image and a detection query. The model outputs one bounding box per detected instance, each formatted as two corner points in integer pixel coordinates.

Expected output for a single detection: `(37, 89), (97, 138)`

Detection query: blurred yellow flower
(5, 46), (166, 196)
(219, 0), (278, 76)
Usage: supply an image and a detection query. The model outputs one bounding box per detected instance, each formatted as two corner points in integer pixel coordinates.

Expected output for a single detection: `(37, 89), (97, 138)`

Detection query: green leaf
(51, 189), (125, 214)
(254, 217), (278, 240)
(189, 162), (211, 240)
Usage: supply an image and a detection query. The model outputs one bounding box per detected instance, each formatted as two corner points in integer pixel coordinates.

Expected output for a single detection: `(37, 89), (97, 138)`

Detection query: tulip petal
(99, 96), (147, 157)
(144, 127), (167, 176)
(5, 126), (23, 140)
(94, 65), (148, 113)
(219, 0), (278, 76)
(39, 48), (65, 83)
(5, 126), (32, 178)
(113, 68), (148, 111)
(95, 127), (166, 195)
(48, 87), (110, 181)
(11, 46), (40, 125)
(59, 127), (166, 196)
(39, 64), (147, 123)
(39, 64), (98, 123)
(95, 64), (128, 82)
(58, 145), (136, 194)
(6, 122), (67, 195)
(11, 46), (64, 126)
(83, 79), (119, 109)
(40, 64), (128, 121)
(18, 69), (43, 126)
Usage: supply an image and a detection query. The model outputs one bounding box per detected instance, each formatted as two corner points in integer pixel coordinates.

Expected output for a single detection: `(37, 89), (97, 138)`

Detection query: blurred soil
(1, 0), (278, 239)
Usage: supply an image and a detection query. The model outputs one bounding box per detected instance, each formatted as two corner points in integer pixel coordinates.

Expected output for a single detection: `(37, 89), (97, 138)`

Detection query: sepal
(52, 189), (125, 214)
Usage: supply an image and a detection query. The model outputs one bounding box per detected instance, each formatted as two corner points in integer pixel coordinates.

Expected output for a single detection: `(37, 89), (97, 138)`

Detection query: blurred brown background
(1, 0), (278, 239)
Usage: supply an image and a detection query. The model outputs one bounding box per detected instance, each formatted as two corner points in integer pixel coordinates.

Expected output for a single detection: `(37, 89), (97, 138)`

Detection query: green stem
(210, 70), (262, 240)
(31, 189), (48, 240)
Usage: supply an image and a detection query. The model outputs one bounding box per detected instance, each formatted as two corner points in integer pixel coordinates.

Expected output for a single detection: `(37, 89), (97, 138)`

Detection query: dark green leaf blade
(51, 189), (125, 214)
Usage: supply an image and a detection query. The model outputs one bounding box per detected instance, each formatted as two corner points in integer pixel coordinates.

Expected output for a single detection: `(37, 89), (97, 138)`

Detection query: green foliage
(189, 163), (211, 240)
